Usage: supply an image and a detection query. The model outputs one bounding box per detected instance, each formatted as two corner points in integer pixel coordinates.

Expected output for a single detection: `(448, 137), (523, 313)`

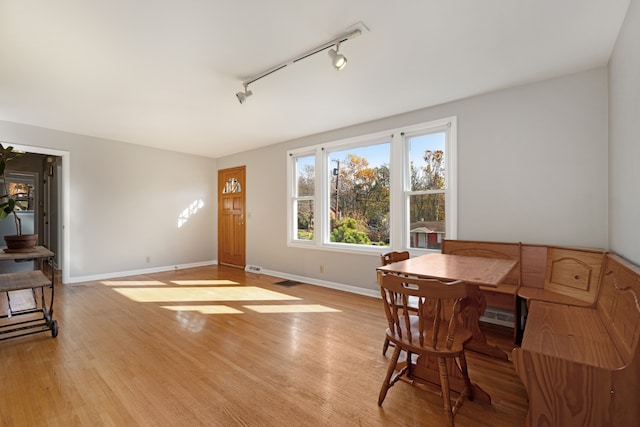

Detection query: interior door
(218, 166), (246, 268)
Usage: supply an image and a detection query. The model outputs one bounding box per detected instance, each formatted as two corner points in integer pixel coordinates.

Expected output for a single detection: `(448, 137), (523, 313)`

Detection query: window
(287, 117), (456, 253)
(291, 154), (315, 241)
(406, 131), (447, 250)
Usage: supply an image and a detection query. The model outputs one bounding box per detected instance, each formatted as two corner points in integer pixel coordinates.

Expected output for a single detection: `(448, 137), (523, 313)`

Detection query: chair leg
(382, 337), (390, 355)
(437, 357), (454, 427)
(378, 345), (402, 406)
(457, 351), (473, 401)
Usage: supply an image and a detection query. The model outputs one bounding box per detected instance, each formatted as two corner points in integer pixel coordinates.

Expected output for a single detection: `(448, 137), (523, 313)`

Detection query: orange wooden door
(218, 166), (246, 268)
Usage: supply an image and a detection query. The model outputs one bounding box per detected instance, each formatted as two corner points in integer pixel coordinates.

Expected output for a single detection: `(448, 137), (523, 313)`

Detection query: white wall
(219, 68), (609, 293)
(609, 0), (640, 265)
(0, 121), (217, 283)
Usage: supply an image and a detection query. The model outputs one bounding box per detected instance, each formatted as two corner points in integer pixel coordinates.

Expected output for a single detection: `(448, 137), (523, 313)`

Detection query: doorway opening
(2, 143), (69, 282)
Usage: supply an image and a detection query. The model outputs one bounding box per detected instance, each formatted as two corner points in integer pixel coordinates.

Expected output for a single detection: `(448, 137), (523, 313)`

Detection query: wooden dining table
(376, 252), (517, 403)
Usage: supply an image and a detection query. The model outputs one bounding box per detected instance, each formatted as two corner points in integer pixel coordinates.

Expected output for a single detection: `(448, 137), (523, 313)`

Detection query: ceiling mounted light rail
(235, 22), (368, 104)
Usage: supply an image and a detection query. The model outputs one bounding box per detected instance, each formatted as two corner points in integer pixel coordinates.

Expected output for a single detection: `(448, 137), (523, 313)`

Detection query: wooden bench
(512, 253), (640, 426)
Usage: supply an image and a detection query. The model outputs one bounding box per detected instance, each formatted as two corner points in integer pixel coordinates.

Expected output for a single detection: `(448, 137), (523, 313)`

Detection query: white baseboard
(65, 260), (217, 285)
(260, 268), (381, 299)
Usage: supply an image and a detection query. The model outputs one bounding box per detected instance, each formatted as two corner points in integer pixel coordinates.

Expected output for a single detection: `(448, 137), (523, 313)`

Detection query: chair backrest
(377, 271), (471, 350)
(380, 251), (410, 266)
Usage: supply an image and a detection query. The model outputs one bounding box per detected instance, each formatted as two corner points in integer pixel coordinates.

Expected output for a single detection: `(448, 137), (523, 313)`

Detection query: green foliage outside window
(330, 218), (371, 244)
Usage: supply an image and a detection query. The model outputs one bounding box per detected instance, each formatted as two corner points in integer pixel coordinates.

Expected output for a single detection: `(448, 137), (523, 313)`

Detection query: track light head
(328, 43), (347, 70)
(236, 85), (253, 104)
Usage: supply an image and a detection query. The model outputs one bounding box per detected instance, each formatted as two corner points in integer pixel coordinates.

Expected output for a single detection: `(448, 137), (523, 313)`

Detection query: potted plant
(0, 143), (38, 252)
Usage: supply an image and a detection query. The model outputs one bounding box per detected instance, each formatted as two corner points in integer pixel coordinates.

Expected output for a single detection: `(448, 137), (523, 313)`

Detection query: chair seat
(386, 315), (473, 355)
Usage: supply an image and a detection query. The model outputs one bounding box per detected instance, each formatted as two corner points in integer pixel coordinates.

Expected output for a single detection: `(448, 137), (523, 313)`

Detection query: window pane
(409, 193), (445, 249)
(409, 132), (446, 191)
(296, 156), (314, 197)
(328, 143), (390, 246)
(295, 199), (314, 240)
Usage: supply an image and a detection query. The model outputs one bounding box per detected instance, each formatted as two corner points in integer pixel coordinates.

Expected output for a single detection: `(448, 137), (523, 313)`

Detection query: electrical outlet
(146, 256), (150, 263)
(320, 265), (324, 273)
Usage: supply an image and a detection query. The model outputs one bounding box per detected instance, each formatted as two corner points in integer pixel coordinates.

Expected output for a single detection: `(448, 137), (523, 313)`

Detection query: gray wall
(218, 67), (610, 293)
(0, 121), (217, 282)
(609, 0), (640, 265)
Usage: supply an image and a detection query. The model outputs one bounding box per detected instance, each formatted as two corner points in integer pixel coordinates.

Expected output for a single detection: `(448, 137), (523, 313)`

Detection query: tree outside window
(328, 142), (390, 246)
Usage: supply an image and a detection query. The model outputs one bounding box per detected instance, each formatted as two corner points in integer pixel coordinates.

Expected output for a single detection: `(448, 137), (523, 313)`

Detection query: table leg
(461, 287), (508, 360)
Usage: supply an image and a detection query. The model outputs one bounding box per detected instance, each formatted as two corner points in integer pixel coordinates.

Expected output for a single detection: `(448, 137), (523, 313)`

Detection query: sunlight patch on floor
(243, 304), (341, 313)
(101, 280), (167, 287)
(112, 286), (302, 302)
(104, 278), (342, 316)
(170, 280), (239, 286)
(161, 305), (243, 314)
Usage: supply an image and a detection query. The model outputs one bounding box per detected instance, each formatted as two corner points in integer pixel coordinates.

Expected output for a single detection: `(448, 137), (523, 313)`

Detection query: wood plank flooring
(0, 265), (528, 426)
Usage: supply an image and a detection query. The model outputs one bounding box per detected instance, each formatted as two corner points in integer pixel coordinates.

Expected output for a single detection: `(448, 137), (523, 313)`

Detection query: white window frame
(287, 150), (317, 246)
(400, 117), (457, 253)
(287, 116), (457, 255)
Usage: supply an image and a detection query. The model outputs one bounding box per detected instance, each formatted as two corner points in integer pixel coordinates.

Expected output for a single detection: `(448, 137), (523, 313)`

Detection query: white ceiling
(0, 1), (630, 158)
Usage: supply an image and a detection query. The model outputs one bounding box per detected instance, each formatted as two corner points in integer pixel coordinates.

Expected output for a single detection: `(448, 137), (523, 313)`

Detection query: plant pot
(3, 234), (38, 253)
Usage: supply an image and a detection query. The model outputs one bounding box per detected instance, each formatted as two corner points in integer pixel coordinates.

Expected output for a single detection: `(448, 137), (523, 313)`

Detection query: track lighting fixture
(235, 84), (253, 104)
(328, 42), (347, 70)
(235, 22), (368, 104)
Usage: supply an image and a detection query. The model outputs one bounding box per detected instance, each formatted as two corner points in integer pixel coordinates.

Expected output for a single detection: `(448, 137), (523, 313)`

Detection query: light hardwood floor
(0, 265), (528, 426)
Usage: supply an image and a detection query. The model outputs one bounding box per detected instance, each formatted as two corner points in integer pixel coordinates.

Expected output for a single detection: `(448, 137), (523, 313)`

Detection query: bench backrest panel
(520, 244), (547, 288)
(597, 253), (640, 364)
(544, 247), (605, 304)
(441, 240), (520, 285)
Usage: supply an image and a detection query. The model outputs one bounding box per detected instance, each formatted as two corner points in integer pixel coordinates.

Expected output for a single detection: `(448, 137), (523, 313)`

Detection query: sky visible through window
(329, 142), (389, 166)
(409, 132), (445, 169)
(297, 132), (446, 191)
(296, 132), (445, 181)
(297, 155), (314, 173)
(328, 132), (445, 170)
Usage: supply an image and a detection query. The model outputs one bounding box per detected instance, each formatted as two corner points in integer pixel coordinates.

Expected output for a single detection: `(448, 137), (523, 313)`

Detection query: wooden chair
(377, 271), (474, 427)
(380, 250), (410, 266)
(380, 251), (411, 355)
